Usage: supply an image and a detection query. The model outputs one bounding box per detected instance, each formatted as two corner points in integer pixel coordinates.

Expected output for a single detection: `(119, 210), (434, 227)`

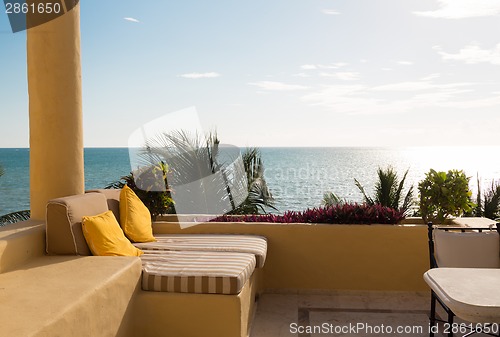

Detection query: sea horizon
(1, 146), (500, 216)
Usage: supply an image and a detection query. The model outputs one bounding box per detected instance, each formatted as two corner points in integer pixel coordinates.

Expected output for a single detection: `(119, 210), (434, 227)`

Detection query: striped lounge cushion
(134, 234), (267, 268)
(140, 251), (256, 295)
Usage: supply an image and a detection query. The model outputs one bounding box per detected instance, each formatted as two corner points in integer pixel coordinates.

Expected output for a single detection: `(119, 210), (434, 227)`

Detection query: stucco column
(27, 4), (84, 220)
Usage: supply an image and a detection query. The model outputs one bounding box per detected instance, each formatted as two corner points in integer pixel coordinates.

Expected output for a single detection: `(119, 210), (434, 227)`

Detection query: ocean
(1, 147), (500, 215)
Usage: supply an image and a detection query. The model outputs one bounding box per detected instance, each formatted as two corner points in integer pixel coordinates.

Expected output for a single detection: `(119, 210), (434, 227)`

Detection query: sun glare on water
(401, 146), (500, 192)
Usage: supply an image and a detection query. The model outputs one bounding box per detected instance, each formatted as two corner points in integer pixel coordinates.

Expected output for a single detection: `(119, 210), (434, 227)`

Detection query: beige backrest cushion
(433, 230), (500, 268)
(46, 193), (109, 255)
(86, 189), (121, 223)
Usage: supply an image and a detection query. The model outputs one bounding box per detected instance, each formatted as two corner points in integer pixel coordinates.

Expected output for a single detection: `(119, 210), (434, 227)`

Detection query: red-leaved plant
(211, 203), (405, 224)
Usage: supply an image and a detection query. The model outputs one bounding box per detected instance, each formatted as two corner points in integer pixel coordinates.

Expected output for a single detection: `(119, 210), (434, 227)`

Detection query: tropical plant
(0, 164), (31, 226)
(139, 130), (238, 215)
(132, 130), (273, 215)
(212, 203), (405, 225)
(322, 191), (345, 207)
(0, 210), (31, 226)
(418, 169), (475, 224)
(106, 162), (175, 220)
(354, 166), (414, 215)
(229, 147), (275, 214)
(473, 177), (500, 220)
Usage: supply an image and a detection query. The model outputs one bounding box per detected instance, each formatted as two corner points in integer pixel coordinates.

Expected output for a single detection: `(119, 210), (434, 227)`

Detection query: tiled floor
(250, 291), (498, 337)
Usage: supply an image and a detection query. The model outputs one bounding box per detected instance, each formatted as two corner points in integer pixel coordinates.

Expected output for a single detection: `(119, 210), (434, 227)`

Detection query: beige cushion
(46, 193), (109, 255)
(140, 251), (256, 294)
(424, 268), (500, 323)
(433, 230), (500, 268)
(86, 189), (121, 224)
(134, 234), (268, 268)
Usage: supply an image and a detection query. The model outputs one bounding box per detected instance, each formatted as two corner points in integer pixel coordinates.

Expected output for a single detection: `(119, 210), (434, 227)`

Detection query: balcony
(0, 217), (444, 336)
(4, 3), (497, 336)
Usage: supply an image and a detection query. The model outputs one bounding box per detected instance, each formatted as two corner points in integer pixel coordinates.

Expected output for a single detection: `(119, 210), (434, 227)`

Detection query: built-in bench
(41, 189), (266, 337)
(0, 221), (142, 337)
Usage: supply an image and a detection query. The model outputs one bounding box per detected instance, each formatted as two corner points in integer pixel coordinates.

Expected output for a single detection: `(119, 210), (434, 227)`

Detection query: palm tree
(230, 147), (275, 214)
(354, 166), (414, 215)
(138, 130), (274, 215)
(0, 164), (31, 226)
(474, 178), (500, 220)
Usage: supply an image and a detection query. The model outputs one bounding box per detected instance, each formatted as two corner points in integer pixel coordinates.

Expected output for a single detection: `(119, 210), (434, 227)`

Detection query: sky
(1, 0), (500, 148)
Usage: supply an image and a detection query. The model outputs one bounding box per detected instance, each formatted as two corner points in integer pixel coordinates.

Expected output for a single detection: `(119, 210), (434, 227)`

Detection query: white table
(424, 268), (500, 323)
(451, 217), (497, 229)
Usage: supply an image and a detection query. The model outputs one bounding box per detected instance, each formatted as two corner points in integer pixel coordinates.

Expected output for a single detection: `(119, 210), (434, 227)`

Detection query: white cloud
(322, 9), (340, 15)
(372, 81), (435, 92)
(371, 80), (472, 92)
(328, 63), (348, 69)
(397, 61), (414, 65)
(300, 63), (348, 70)
(420, 73), (441, 81)
(301, 79), (490, 115)
(302, 85), (388, 115)
(320, 72), (360, 81)
(179, 72), (221, 79)
(124, 17), (140, 23)
(381, 68), (393, 71)
(248, 81), (309, 91)
(414, 0), (500, 19)
(434, 44), (500, 65)
(293, 72), (310, 77)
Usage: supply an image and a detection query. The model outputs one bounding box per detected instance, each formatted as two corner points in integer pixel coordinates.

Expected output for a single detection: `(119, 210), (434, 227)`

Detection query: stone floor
(250, 291), (497, 337)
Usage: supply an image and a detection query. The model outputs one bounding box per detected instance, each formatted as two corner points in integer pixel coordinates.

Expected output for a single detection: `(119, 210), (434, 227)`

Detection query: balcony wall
(153, 222), (430, 291)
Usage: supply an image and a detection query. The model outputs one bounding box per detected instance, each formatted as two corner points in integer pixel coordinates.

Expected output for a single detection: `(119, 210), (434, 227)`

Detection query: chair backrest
(428, 222), (500, 269)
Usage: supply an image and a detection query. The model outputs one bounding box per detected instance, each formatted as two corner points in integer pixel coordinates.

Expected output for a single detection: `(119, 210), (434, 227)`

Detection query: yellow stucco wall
(153, 222), (430, 291)
(0, 220), (45, 273)
(0, 220), (428, 337)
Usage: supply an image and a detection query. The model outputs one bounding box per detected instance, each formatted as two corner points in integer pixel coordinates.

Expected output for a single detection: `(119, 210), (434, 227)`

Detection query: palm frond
(355, 166), (414, 214)
(240, 148), (274, 211)
(395, 168), (414, 214)
(354, 178), (374, 205)
(400, 185), (414, 215)
(474, 174), (483, 217)
(483, 180), (500, 219)
(0, 210), (30, 226)
(374, 166), (397, 207)
(322, 191), (345, 207)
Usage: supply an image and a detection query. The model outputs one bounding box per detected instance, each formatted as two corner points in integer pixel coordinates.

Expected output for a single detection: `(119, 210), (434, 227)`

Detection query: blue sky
(1, 0), (500, 147)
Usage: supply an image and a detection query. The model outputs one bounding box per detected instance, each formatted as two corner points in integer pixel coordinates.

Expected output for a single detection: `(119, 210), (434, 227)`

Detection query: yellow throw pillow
(82, 210), (143, 256)
(119, 185), (156, 243)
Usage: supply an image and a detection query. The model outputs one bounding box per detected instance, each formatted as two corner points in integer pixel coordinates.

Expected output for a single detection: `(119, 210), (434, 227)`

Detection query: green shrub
(106, 162), (175, 220)
(418, 169), (475, 224)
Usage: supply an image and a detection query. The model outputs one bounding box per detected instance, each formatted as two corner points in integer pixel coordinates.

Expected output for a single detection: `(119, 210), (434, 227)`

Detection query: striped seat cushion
(134, 234), (267, 268)
(140, 251), (256, 295)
